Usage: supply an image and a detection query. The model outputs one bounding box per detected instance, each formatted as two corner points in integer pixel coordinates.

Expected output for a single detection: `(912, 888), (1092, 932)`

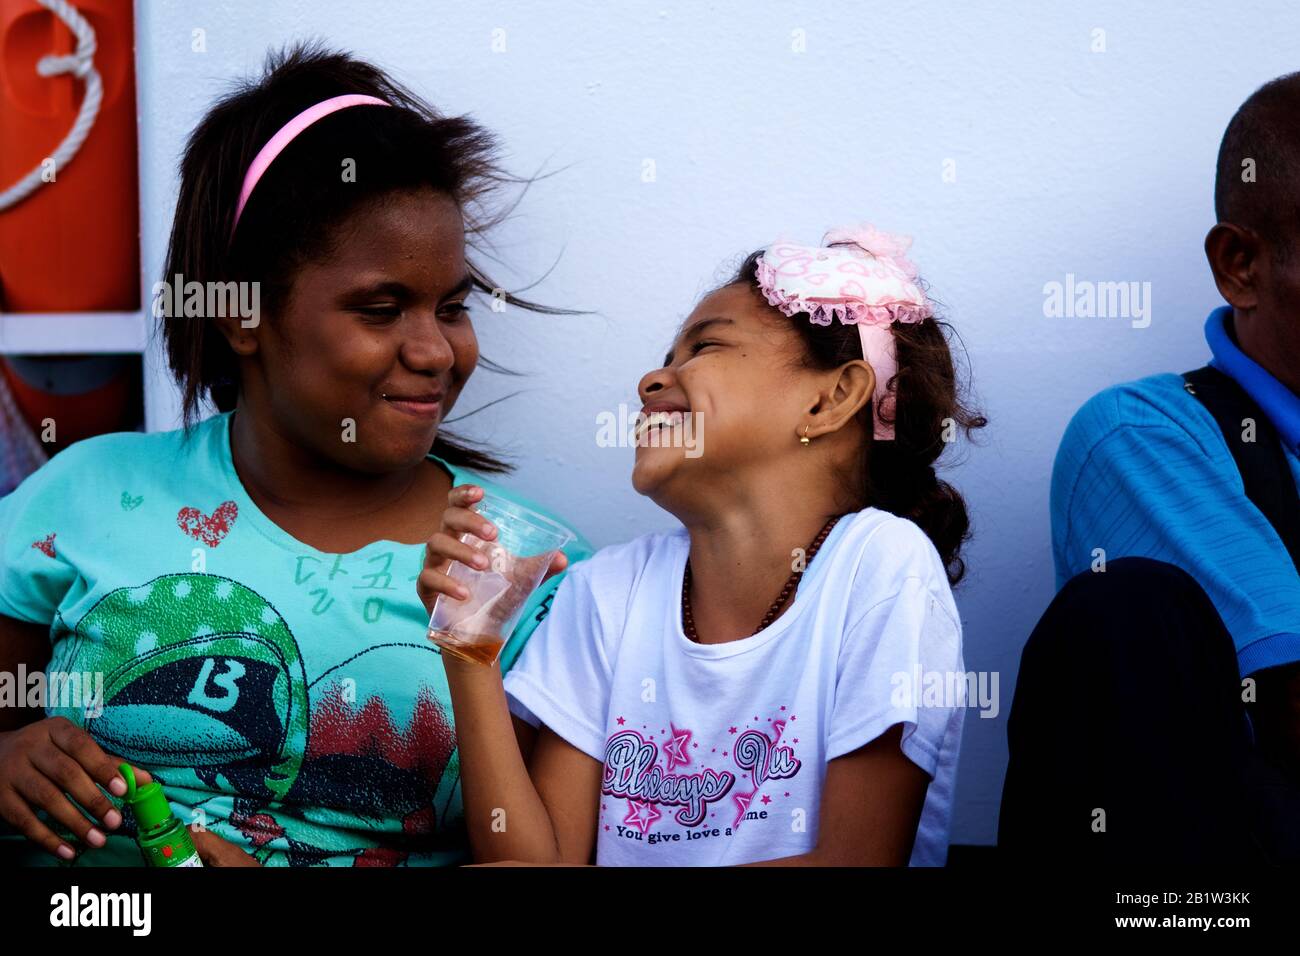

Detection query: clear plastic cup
(428, 492), (575, 666)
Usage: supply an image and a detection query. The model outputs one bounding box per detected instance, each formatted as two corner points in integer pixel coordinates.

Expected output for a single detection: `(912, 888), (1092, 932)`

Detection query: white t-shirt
(503, 507), (966, 867)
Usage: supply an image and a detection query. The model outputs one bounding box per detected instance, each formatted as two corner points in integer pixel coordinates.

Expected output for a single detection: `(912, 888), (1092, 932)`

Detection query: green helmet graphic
(64, 574), (309, 802)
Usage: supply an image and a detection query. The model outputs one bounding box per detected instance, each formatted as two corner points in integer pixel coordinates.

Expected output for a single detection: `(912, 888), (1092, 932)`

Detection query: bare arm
(511, 714), (538, 766)
(0, 613), (147, 859)
(420, 482), (601, 863)
(443, 655), (602, 864)
(742, 723), (931, 866)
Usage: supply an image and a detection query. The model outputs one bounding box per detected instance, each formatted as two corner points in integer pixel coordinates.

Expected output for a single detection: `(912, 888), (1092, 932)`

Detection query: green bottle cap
(118, 763), (176, 831)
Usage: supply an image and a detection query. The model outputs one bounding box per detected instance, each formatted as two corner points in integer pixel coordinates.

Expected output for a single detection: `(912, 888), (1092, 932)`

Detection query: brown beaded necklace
(681, 515), (843, 643)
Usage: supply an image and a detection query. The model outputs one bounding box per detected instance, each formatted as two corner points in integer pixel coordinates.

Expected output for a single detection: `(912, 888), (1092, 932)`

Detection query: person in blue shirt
(1000, 73), (1300, 865)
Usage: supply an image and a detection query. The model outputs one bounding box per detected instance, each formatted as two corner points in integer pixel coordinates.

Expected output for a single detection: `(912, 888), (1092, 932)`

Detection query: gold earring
(800, 425), (811, 446)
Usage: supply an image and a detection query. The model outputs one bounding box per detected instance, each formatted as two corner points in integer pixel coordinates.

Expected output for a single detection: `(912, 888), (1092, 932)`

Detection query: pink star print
(733, 791), (754, 829)
(663, 725), (693, 772)
(623, 800), (662, 835)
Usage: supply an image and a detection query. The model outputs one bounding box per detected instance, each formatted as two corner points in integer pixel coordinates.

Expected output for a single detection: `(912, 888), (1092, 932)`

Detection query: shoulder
(558, 526), (684, 598)
(0, 417), (224, 549)
(1059, 372), (1218, 460)
(28, 428), (143, 474)
(1053, 373), (1227, 502)
(521, 527), (682, 672)
(0, 424), (198, 621)
(835, 510), (958, 629)
(62, 415), (208, 466)
(541, 526), (683, 648)
(839, 508), (947, 580)
(2, 424), (184, 506)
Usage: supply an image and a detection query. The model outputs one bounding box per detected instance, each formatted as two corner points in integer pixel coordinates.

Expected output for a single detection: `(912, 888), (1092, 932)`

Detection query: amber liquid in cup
(428, 496), (573, 666)
(430, 632), (506, 666)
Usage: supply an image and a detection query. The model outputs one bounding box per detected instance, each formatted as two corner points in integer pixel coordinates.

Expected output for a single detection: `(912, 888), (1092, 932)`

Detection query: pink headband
(756, 223), (933, 441)
(230, 93), (391, 237)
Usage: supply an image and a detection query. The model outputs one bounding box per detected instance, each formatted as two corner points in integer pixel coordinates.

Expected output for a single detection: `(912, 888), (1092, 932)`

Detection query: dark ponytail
(728, 251), (986, 585)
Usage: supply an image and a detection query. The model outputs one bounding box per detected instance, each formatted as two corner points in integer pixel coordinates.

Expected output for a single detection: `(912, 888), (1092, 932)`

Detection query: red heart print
(177, 501), (238, 547)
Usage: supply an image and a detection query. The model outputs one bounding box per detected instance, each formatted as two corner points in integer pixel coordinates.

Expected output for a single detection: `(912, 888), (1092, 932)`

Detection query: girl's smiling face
(632, 283), (822, 508)
(229, 187), (477, 471)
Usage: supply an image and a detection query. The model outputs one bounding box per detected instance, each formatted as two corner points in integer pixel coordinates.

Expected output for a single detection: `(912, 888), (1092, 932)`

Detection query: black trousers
(999, 556), (1300, 864)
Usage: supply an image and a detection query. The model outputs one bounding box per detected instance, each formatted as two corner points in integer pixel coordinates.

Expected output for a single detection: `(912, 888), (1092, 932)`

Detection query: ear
(806, 360), (875, 438)
(213, 314), (260, 359)
(1205, 222), (1263, 310)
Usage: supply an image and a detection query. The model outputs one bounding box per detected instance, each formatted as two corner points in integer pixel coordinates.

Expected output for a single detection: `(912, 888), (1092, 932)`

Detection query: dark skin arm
(0, 613), (137, 859)
(0, 613), (277, 866)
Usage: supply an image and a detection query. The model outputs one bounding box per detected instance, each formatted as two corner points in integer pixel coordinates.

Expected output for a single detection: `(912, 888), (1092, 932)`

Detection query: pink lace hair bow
(756, 223), (933, 441)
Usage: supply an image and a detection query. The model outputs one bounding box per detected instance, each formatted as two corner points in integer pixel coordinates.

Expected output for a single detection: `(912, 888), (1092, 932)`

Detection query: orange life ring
(0, 0), (138, 312)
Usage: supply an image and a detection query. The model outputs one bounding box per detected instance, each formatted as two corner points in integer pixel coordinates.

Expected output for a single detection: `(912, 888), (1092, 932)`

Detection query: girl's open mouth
(635, 409), (686, 443)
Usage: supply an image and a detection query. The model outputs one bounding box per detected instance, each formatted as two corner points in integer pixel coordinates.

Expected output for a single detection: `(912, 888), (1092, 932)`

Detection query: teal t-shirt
(0, 409), (592, 866)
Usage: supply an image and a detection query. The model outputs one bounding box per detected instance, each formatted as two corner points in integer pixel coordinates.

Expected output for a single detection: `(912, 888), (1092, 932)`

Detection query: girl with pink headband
(422, 224), (986, 866)
(0, 43), (593, 868)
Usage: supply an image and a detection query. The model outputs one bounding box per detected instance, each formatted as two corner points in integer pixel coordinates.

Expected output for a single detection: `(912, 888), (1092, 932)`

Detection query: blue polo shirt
(1051, 306), (1300, 676)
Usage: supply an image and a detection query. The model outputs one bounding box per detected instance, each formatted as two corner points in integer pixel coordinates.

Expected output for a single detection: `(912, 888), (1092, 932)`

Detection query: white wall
(135, 0), (1300, 844)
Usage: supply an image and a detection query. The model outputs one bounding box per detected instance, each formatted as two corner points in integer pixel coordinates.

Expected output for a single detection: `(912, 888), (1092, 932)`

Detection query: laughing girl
(419, 225), (984, 865)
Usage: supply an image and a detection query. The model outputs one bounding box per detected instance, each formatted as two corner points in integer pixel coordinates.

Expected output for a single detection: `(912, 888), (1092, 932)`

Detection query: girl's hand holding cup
(418, 484), (573, 666)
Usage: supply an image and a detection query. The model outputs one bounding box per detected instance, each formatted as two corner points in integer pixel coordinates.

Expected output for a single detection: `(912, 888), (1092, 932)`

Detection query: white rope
(0, 0), (101, 212)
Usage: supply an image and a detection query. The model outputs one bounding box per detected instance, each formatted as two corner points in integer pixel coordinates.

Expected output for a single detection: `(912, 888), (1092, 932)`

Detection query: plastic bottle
(118, 762), (202, 867)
